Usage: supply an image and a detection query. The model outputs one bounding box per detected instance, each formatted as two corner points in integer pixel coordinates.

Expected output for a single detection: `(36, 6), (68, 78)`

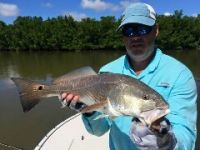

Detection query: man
(61, 3), (197, 150)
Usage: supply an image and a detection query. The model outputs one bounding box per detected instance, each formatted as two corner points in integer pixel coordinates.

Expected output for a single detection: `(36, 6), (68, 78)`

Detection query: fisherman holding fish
(61, 2), (197, 150)
(12, 2), (197, 150)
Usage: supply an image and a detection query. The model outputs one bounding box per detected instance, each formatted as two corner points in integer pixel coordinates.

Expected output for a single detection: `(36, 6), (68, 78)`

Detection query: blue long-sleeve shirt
(82, 48), (197, 150)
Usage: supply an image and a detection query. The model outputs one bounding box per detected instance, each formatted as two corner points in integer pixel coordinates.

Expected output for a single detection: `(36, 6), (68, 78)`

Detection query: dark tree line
(0, 10), (200, 51)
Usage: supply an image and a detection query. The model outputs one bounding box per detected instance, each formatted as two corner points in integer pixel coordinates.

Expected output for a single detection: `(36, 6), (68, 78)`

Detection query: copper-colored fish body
(11, 66), (169, 126)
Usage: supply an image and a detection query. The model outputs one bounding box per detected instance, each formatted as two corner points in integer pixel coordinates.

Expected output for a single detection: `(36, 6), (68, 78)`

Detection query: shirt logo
(157, 82), (170, 88)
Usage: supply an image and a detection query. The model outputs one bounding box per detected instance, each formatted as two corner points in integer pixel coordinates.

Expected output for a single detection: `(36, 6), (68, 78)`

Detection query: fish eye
(143, 94), (149, 100)
(38, 85), (44, 90)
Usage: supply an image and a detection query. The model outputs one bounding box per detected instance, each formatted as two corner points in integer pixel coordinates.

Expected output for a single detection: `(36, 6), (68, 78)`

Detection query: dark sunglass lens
(122, 25), (153, 37)
(122, 27), (135, 37)
(138, 26), (152, 35)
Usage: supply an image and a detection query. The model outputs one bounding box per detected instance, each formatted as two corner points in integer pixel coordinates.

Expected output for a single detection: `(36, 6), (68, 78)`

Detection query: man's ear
(155, 24), (159, 37)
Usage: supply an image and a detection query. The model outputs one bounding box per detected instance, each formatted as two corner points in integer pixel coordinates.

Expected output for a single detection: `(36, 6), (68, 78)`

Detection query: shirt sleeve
(166, 68), (197, 150)
(81, 112), (111, 136)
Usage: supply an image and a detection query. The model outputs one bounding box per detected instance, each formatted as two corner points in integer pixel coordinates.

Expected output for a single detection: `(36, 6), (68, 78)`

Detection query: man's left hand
(130, 118), (177, 150)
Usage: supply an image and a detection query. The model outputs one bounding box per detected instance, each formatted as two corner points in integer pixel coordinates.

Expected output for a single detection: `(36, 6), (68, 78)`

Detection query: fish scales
(11, 66), (170, 126)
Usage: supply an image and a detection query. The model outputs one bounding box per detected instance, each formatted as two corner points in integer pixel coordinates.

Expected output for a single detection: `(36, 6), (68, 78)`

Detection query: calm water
(0, 50), (199, 149)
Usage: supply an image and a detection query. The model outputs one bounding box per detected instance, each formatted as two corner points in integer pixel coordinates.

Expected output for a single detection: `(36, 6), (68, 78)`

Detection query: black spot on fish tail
(38, 85), (44, 90)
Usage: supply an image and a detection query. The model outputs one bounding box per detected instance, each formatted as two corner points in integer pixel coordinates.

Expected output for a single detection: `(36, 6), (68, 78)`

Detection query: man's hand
(60, 93), (86, 111)
(130, 118), (177, 150)
(60, 93), (95, 117)
(61, 93), (80, 105)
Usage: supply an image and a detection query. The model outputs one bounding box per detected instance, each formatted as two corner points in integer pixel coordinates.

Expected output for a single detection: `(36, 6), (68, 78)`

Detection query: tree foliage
(0, 10), (200, 51)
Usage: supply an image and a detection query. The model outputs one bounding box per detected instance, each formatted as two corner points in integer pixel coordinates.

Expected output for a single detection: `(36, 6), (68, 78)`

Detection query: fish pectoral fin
(80, 101), (107, 113)
(93, 114), (109, 120)
(93, 113), (117, 120)
(109, 115), (118, 120)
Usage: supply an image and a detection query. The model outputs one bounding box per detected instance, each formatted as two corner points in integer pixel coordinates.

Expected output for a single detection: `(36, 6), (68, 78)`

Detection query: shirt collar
(124, 48), (163, 77)
(148, 48), (163, 73)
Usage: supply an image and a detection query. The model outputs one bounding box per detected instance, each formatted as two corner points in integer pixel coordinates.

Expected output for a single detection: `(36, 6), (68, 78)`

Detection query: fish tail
(11, 77), (48, 112)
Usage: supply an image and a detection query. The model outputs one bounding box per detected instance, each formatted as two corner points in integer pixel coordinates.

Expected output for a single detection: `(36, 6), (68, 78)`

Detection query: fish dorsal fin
(53, 66), (97, 84)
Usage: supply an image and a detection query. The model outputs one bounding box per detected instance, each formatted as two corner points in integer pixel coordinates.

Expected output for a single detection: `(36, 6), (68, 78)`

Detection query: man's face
(122, 24), (159, 62)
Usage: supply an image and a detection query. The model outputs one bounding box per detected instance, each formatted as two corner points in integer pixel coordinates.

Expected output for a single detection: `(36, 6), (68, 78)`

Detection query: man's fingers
(61, 93), (67, 100)
(66, 93), (74, 100)
(73, 95), (80, 101)
(61, 93), (80, 101)
(60, 92), (82, 111)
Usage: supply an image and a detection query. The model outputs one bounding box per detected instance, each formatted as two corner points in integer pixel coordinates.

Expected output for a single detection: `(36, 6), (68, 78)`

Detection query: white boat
(34, 113), (109, 150)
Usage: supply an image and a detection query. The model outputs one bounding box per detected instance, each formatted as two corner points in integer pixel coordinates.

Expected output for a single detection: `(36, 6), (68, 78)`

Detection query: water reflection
(0, 50), (199, 149)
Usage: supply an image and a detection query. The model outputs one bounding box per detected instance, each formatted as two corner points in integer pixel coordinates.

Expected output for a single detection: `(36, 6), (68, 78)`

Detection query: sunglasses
(122, 24), (155, 37)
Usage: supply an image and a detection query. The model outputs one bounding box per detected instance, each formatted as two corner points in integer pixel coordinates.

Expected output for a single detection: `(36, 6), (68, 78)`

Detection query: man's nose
(129, 35), (143, 41)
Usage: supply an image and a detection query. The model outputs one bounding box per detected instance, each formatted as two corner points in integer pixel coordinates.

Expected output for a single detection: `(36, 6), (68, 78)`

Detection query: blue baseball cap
(118, 3), (156, 30)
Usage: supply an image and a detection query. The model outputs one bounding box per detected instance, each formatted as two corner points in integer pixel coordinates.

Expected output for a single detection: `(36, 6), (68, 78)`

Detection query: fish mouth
(139, 107), (170, 126)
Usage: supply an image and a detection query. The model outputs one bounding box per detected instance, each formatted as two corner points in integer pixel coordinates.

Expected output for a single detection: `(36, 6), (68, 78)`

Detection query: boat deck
(34, 113), (109, 150)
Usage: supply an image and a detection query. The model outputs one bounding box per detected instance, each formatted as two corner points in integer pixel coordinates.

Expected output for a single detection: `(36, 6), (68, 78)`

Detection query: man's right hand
(61, 93), (80, 105)
(61, 93), (96, 116)
(60, 93), (86, 111)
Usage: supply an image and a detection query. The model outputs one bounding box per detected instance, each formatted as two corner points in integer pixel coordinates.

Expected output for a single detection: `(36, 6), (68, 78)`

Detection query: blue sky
(0, 0), (200, 24)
